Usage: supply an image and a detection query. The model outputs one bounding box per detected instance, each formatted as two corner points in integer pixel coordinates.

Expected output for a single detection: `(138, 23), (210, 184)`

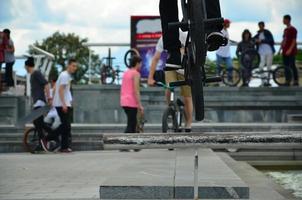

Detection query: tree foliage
(30, 31), (101, 84)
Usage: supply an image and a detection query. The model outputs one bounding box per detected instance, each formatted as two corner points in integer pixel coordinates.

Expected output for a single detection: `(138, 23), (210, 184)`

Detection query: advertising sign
(131, 16), (167, 79)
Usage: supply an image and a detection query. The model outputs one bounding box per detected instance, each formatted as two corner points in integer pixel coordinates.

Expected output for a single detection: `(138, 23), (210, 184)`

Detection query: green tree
(29, 31), (101, 84)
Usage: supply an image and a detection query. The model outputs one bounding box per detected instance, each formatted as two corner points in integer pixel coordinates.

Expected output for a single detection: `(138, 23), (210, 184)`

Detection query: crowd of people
(221, 15), (299, 87)
(0, 0), (299, 153)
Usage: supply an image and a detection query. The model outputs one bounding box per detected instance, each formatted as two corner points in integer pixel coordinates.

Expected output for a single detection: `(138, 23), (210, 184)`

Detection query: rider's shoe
(185, 128), (192, 133)
(165, 51), (182, 71)
(207, 32), (228, 52)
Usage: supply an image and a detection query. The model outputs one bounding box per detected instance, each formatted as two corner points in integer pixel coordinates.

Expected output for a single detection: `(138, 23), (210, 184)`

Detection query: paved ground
(0, 149), (295, 200)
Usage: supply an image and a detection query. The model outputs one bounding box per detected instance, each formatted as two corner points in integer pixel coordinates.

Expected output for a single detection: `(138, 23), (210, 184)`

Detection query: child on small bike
(44, 78), (61, 130)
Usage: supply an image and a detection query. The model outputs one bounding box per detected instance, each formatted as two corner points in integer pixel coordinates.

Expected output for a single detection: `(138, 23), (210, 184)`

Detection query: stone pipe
(103, 132), (302, 150)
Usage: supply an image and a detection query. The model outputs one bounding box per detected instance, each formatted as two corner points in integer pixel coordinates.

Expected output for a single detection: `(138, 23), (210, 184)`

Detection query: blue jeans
(216, 54), (233, 75)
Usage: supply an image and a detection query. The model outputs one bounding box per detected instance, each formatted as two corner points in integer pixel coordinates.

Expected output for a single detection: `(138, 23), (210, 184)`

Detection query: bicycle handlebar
(155, 82), (174, 90)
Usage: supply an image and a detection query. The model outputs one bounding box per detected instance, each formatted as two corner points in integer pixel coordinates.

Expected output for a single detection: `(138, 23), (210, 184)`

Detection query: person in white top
(53, 59), (77, 153)
(44, 78), (61, 130)
(148, 31), (193, 132)
(254, 21), (275, 87)
(216, 19), (233, 76)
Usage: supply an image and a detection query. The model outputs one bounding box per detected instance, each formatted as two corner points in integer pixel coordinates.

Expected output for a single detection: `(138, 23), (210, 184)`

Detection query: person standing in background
(3, 29), (15, 93)
(280, 14), (299, 86)
(0, 32), (5, 71)
(236, 29), (256, 87)
(254, 22), (275, 87)
(53, 59), (77, 153)
(120, 55), (144, 135)
(0, 32), (5, 92)
(216, 19), (233, 76)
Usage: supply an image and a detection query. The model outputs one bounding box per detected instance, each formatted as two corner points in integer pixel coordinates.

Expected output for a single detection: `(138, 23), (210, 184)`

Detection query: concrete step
(1, 123), (302, 134)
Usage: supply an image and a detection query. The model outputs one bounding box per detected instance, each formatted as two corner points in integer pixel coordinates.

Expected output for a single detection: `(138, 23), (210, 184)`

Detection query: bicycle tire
(124, 48), (140, 68)
(222, 68), (241, 87)
(162, 107), (178, 133)
(23, 128), (40, 154)
(273, 66), (292, 86)
(187, 0), (207, 121)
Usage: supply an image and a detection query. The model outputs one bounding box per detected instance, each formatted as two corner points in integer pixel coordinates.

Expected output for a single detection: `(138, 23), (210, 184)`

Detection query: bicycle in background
(100, 48), (123, 85)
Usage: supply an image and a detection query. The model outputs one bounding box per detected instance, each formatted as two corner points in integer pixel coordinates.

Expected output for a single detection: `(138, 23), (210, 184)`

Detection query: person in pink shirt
(120, 55), (144, 133)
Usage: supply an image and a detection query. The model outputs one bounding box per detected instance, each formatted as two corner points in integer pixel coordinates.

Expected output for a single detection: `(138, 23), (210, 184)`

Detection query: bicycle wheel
(124, 49), (140, 68)
(222, 68), (241, 87)
(100, 65), (116, 85)
(23, 128), (40, 153)
(187, 0), (207, 121)
(162, 107), (178, 133)
(273, 66), (292, 86)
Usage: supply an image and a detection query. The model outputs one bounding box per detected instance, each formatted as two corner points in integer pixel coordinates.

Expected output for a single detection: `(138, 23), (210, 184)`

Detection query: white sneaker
(2, 87), (15, 95)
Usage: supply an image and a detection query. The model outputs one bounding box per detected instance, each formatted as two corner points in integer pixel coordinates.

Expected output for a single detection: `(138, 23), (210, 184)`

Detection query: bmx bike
(126, 0), (224, 121)
(23, 121), (60, 154)
(157, 82), (185, 133)
(168, 0), (224, 121)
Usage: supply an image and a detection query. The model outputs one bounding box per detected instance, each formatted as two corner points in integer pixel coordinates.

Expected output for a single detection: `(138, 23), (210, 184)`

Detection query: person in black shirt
(25, 57), (51, 150)
(159, 0), (226, 70)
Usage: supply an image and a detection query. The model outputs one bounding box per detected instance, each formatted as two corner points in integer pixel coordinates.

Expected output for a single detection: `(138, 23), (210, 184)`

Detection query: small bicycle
(157, 82), (185, 133)
(23, 121), (60, 154)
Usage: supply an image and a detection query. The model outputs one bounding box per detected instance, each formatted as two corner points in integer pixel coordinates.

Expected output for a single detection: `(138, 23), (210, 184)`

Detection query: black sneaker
(207, 32), (228, 52)
(165, 51), (182, 71)
(185, 128), (192, 133)
(263, 83), (272, 87)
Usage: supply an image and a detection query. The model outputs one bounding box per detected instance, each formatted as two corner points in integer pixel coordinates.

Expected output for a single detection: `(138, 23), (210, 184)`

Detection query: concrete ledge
(99, 149), (249, 199)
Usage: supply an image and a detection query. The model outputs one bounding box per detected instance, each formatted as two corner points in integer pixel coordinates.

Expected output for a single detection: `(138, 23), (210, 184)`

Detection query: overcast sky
(1, 0), (302, 56)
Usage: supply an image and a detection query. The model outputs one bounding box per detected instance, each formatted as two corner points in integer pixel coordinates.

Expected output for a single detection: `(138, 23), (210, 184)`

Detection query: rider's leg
(290, 56), (299, 85)
(33, 115), (45, 140)
(205, 0), (227, 51)
(225, 57), (233, 81)
(265, 53), (273, 86)
(259, 53), (266, 86)
(178, 73), (193, 131)
(205, 0), (223, 32)
(165, 71), (178, 104)
(56, 107), (72, 151)
(216, 54), (223, 76)
(159, 0), (182, 69)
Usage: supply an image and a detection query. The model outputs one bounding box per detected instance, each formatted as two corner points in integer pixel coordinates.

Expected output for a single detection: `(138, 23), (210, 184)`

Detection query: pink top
(120, 68), (140, 108)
